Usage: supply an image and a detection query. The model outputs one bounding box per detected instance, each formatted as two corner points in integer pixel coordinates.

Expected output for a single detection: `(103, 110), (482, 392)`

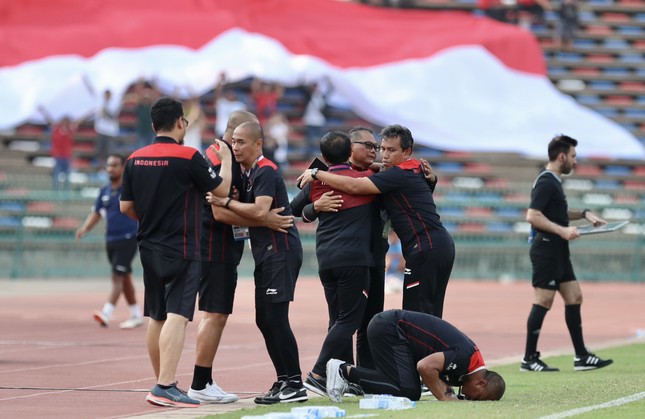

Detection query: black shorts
(198, 260), (238, 314)
(367, 311), (421, 399)
(530, 233), (576, 290)
(140, 247), (200, 321)
(254, 250), (302, 305)
(106, 237), (137, 274)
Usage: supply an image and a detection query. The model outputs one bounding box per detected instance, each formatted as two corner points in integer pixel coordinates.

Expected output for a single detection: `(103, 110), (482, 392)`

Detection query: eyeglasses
(181, 117), (189, 127)
(353, 141), (379, 151)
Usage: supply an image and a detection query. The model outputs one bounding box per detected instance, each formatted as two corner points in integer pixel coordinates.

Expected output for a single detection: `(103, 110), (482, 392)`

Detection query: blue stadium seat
(595, 107), (618, 118)
(625, 109), (645, 119)
(578, 10), (596, 22)
(486, 222), (514, 233)
(434, 162), (464, 173)
(588, 80), (616, 91)
(617, 26), (644, 36)
(576, 94), (601, 105)
(496, 207), (522, 218)
(594, 179), (622, 190)
(573, 39), (598, 49)
(556, 52), (584, 62)
(602, 67), (630, 77)
(603, 38), (629, 49)
(604, 165), (632, 176)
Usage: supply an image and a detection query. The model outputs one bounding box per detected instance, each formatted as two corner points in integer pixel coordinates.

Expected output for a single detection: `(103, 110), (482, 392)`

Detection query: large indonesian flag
(1, 0), (643, 158)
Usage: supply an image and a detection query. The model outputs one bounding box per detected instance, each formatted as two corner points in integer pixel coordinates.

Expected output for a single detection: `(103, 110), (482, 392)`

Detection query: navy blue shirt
(93, 183), (138, 242)
(369, 158), (453, 258)
(121, 136), (222, 260)
(241, 156), (301, 263)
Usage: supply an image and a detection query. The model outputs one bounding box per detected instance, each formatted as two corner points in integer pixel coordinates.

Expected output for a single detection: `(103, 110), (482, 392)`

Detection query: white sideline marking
(540, 391), (645, 419)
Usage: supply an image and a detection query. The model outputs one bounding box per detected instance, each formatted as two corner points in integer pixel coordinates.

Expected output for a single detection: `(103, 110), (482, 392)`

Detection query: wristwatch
(311, 167), (319, 180)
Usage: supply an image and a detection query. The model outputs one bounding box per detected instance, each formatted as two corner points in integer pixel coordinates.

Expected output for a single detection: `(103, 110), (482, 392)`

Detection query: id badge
(232, 225), (250, 241)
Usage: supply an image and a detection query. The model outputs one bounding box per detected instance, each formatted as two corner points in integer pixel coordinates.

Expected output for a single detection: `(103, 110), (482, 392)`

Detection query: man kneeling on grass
(326, 309), (505, 402)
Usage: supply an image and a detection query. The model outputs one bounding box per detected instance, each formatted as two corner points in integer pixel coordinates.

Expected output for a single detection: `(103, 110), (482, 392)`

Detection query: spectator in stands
(83, 77), (121, 169)
(555, 0), (579, 51)
(213, 73), (247, 138)
(265, 111), (290, 171)
(183, 95), (206, 152)
(75, 154), (143, 330)
(251, 78), (284, 126)
(120, 96), (233, 408)
(478, 0), (516, 23)
(302, 80), (331, 160)
(125, 79), (159, 150)
(38, 106), (79, 192)
(517, 0), (552, 28)
(522, 134), (613, 373)
(298, 124), (454, 319)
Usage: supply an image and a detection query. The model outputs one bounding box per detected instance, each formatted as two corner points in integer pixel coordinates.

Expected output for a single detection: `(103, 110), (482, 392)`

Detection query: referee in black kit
(120, 96), (232, 408)
(521, 134), (613, 373)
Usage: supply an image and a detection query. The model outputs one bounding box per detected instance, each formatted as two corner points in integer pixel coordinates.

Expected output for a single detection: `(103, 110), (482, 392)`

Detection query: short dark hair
(548, 134), (578, 162)
(320, 131), (351, 165)
(348, 126), (374, 141)
(380, 124), (414, 151)
(107, 154), (125, 165)
(484, 370), (505, 401)
(151, 96), (183, 133)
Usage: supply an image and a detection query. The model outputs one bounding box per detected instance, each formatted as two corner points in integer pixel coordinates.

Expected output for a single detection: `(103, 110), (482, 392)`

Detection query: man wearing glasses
(298, 124), (453, 320)
(120, 97), (233, 408)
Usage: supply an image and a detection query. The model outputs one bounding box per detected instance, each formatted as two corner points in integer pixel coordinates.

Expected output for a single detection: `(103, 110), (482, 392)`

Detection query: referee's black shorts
(530, 233), (576, 290)
(106, 237), (137, 274)
(140, 247), (200, 321)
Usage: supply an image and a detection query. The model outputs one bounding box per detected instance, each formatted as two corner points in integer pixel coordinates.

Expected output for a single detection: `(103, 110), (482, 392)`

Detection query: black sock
(565, 304), (588, 357)
(191, 365), (212, 390)
(287, 374), (303, 389)
(158, 383), (173, 390)
(277, 374), (288, 384)
(525, 304), (548, 359)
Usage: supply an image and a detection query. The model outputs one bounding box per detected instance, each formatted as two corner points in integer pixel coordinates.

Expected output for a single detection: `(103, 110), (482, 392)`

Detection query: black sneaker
(574, 353), (613, 371)
(303, 372), (327, 396)
(520, 352), (559, 372)
(254, 381), (285, 405)
(343, 382), (364, 397)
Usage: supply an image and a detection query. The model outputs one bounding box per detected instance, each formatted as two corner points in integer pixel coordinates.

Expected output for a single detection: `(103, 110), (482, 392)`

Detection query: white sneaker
(188, 382), (238, 404)
(119, 317), (144, 329)
(93, 311), (109, 327)
(326, 358), (348, 403)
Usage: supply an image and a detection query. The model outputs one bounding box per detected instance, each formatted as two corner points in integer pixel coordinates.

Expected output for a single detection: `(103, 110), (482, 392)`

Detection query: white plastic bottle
(359, 394), (416, 410)
(291, 405), (346, 417)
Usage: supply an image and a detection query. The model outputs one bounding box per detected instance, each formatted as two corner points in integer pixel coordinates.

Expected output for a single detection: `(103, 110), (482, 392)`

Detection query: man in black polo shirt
(290, 131), (374, 396)
(120, 97), (232, 408)
(207, 120), (306, 405)
(298, 124), (454, 318)
(522, 134), (613, 373)
(189, 110), (293, 404)
(325, 309), (505, 402)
